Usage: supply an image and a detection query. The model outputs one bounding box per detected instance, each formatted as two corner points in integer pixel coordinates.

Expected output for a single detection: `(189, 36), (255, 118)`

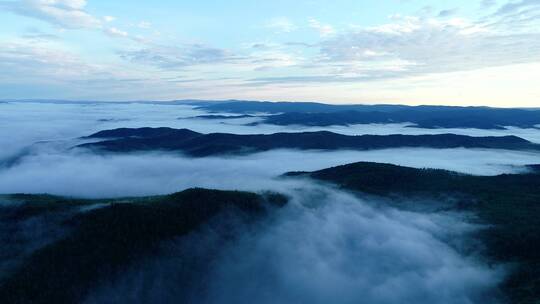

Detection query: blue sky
(0, 0), (539, 106)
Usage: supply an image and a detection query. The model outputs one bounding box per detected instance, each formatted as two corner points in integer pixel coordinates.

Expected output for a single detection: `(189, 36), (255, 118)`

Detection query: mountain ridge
(78, 127), (539, 157)
(194, 101), (540, 129)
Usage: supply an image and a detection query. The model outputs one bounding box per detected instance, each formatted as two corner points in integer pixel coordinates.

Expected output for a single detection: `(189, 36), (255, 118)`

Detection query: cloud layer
(85, 186), (504, 304)
(1, 0), (100, 29)
(0, 100), (530, 303)
(1, 1), (540, 104)
(1, 102), (540, 198)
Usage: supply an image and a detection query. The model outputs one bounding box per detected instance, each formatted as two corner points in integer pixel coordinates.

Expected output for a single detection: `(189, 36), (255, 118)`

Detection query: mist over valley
(0, 100), (539, 303)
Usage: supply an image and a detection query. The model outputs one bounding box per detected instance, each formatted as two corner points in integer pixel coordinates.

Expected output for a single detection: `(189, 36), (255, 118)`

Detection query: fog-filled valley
(1, 100), (540, 304)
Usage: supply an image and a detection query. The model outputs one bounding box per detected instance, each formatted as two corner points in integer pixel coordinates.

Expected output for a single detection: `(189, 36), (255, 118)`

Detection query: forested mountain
(0, 189), (287, 304)
(80, 127), (539, 156)
(287, 162), (540, 304)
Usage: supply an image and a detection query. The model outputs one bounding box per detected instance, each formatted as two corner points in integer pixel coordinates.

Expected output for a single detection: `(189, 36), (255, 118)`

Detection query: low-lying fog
(1, 147), (540, 198)
(86, 186), (503, 304)
(2, 101), (540, 198)
(1, 101), (537, 303)
(2, 101), (540, 163)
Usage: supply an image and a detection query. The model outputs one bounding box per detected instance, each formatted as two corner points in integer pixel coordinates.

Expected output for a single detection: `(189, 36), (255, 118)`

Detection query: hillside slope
(0, 189), (287, 304)
(287, 162), (540, 304)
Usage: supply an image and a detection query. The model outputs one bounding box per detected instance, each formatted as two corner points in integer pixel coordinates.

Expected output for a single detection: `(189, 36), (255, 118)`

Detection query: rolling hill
(79, 127), (539, 156)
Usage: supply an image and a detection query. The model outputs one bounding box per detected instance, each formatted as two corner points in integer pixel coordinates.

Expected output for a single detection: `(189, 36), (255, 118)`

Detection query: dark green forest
(0, 189), (287, 304)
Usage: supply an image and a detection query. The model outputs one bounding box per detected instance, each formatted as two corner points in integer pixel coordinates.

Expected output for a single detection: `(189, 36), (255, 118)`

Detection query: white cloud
(54, 0), (87, 9)
(266, 17), (297, 33)
(1, 0), (540, 105)
(1, 0), (134, 43)
(0, 41), (170, 99)
(283, 15), (540, 82)
(494, 0), (540, 16)
(1, 0), (101, 29)
(119, 44), (238, 69)
(438, 8), (458, 17)
(104, 27), (128, 38)
(137, 21), (151, 29)
(103, 15), (115, 22)
(197, 187), (501, 304)
(0, 42), (101, 80)
(487, 0), (540, 32)
(481, 0), (498, 9)
(309, 18), (335, 37)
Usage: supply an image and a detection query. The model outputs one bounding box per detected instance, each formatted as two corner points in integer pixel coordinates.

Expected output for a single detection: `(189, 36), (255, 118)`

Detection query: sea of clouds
(1, 101), (538, 303)
(1, 101), (540, 197)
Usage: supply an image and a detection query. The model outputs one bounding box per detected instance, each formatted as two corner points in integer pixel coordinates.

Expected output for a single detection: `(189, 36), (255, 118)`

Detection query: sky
(0, 0), (539, 106)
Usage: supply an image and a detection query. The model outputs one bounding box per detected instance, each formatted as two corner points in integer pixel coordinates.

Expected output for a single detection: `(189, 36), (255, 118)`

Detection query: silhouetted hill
(85, 127), (201, 139)
(0, 189), (287, 304)
(527, 164), (540, 173)
(261, 108), (540, 129)
(196, 100), (410, 113)
(287, 162), (540, 304)
(263, 109), (540, 129)
(196, 101), (540, 129)
(79, 127), (539, 156)
(190, 114), (255, 120)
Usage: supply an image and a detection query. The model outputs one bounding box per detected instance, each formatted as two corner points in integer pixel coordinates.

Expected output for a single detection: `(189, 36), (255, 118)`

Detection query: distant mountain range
(4, 99), (540, 129)
(78, 127), (539, 156)
(195, 101), (540, 129)
(194, 100), (412, 113)
(191, 114), (255, 120)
